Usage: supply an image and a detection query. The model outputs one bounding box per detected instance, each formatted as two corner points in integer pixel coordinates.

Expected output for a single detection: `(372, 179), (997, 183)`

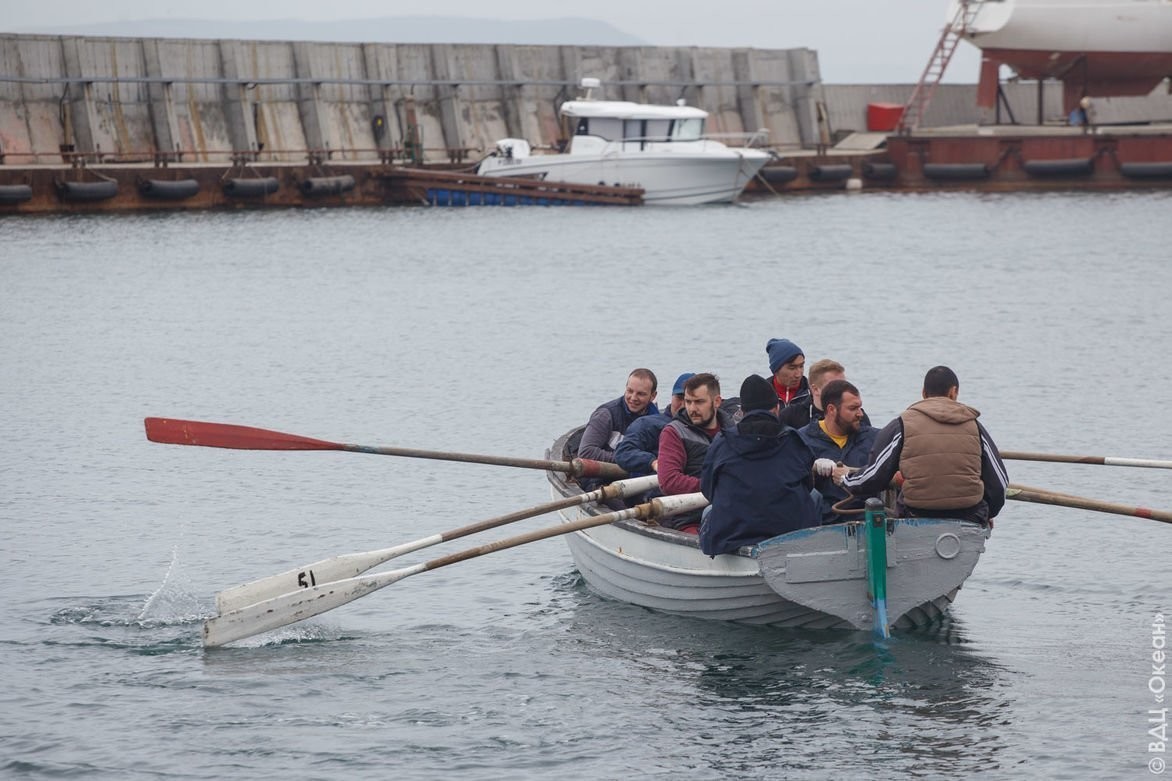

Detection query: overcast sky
(3, 0), (983, 83)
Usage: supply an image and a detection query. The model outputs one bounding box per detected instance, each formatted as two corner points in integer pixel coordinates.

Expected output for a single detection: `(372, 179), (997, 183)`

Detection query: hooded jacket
(842, 396), (1009, 522)
(699, 410), (820, 556)
(899, 397), (983, 510)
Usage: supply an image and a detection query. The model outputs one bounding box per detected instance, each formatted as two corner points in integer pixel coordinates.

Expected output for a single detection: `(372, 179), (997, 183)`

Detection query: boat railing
(571, 130), (770, 152)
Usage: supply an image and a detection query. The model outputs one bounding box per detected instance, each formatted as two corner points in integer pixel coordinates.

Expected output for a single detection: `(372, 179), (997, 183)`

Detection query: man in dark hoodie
(698, 374), (820, 556)
(842, 366), (1008, 524)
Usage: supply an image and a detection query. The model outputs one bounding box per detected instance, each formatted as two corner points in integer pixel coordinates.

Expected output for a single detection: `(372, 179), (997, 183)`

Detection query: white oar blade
(215, 474), (660, 613)
(1106, 457), (1172, 470)
(203, 564), (423, 648)
(215, 535), (442, 614)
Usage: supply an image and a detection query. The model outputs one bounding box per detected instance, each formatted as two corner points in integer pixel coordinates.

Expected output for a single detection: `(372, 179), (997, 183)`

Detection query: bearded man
(657, 373), (734, 531)
(798, 379), (877, 523)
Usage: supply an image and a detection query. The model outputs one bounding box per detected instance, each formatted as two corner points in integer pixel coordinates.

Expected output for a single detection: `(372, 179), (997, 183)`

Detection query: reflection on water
(553, 573), (1010, 777)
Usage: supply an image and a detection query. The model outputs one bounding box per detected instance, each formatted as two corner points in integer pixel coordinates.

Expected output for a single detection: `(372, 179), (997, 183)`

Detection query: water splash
(136, 546), (206, 627)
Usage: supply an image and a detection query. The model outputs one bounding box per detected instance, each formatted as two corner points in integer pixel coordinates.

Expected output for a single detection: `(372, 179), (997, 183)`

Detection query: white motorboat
(476, 79), (771, 205)
(547, 428), (992, 633)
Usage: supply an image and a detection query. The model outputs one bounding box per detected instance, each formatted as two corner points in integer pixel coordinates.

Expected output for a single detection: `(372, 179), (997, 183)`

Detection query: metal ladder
(897, 1), (981, 133)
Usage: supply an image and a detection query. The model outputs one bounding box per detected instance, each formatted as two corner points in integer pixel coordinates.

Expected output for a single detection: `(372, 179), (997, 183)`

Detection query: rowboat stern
(755, 517), (991, 631)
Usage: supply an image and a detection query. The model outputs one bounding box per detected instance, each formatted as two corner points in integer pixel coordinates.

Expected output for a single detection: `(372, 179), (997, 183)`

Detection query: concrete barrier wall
(0, 33), (823, 166)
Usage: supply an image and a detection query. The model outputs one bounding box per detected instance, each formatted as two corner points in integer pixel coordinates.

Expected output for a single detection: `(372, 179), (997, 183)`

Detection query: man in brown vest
(842, 366), (1008, 524)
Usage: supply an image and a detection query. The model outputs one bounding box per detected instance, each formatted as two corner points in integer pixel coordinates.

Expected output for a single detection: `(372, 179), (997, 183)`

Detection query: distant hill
(10, 16), (648, 47)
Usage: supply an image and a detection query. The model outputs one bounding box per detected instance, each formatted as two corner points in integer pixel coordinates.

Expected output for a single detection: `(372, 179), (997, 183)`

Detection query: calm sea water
(2, 192), (1170, 779)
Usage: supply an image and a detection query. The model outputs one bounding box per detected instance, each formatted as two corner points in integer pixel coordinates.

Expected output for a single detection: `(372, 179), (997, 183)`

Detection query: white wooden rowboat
(548, 429), (992, 632)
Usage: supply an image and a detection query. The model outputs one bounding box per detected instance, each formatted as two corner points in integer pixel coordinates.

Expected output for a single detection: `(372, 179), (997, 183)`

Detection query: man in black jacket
(699, 374), (820, 556)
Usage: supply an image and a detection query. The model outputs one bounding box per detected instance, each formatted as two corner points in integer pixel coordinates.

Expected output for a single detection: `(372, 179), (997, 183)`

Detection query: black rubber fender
(862, 162), (897, 180)
(0, 184), (33, 204)
(922, 163), (990, 180)
(1021, 157), (1094, 177)
(1119, 161), (1172, 179)
(138, 178), (200, 199)
(223, 177), (280, 196)
(759, 165), (798, 184)
(300, 175), (356, 196)
(55, 179), (119, 201)
(809, 164), (853, 182)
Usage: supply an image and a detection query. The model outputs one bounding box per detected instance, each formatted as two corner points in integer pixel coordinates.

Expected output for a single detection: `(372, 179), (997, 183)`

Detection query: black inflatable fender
(862, 162), (897, 181)
(1021, 157), (1094, 177)
(922, 163), (990, 180)
(55, 179), (119, 201)
(759, 165), (798, 184)
(0, 184), (33, 204)
(223, 177), (280, 197)
(809, 164), (853, 182)
(138, 178), (200, 199)
(1119, 161), (1172, 179)
(300, 175), (356, 196)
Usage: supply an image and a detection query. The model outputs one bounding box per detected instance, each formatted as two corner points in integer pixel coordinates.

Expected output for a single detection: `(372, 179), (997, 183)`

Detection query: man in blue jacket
(799, 379), (877, 524)
(699, 374), (820, 557)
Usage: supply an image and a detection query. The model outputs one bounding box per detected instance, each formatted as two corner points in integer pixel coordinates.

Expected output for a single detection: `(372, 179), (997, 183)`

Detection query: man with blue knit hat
(699, 374), (820, 556)
(766, 338), (811, 412)
(615, 372), (695, 478)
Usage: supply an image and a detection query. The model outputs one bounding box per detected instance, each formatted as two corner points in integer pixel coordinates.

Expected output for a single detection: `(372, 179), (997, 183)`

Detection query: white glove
(813, 458), (836, 477)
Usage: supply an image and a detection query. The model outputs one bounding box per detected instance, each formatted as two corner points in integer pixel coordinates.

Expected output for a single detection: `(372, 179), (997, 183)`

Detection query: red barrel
(867, 103), (904, 132)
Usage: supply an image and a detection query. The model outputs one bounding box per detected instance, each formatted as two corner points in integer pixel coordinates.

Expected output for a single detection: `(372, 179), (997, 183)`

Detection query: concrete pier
(0, 33), (824, 165)
(2, 33), (1170, 212)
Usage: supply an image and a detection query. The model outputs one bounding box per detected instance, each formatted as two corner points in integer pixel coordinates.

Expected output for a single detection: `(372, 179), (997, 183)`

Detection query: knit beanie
(739, 374), (779, 413)
(766, 338), (803, 373)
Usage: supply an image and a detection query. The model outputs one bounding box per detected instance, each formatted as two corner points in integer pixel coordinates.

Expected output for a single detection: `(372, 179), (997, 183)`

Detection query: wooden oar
(1002, 451), (1172, 470)
(144, 417), (626, 481)
(202, 492), (709, 648)
(1007, 483), (1172, 524)
(215, 473), (661, 613)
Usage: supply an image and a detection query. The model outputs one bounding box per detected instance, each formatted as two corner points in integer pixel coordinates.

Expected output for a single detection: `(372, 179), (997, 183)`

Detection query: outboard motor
(495, 139), (531, 159)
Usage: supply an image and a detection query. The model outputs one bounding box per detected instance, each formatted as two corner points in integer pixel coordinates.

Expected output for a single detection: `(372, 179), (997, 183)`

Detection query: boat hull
(477, 148), (769, 206)
(954, 0), (1172, 95)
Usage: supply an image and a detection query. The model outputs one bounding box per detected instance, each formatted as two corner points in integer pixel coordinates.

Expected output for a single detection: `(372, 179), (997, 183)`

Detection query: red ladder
(898, 1), (981, 133)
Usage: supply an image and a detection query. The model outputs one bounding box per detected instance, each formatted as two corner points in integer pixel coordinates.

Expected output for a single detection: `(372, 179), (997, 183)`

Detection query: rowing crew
(574, 342), (1008, 557)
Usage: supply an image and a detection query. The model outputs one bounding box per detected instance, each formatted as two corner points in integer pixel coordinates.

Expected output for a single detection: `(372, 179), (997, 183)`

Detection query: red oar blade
(144, 417), (342, 451)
